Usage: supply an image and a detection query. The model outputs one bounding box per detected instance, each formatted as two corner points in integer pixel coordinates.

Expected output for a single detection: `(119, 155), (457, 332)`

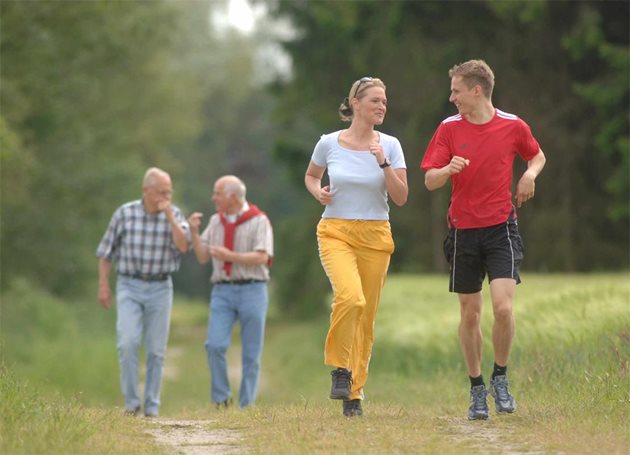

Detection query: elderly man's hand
(210, 245), (233, 262)
(157, 200), (173, 214)
(187, 212), (204, 234)
(98, 284), (112, 309)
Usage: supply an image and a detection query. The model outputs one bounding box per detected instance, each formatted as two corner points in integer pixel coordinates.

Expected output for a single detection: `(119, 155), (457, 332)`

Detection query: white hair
(221, 175), (246, 201)
(143, 167), (169, 187)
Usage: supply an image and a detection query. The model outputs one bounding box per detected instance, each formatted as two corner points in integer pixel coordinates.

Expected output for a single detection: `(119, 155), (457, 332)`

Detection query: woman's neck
(346, 122), (376, 140)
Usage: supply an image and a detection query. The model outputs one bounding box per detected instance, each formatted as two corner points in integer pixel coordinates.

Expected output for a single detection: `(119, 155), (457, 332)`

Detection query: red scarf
(219, 204), (267, 277)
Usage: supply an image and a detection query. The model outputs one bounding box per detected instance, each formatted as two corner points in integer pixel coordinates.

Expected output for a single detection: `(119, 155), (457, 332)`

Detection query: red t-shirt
(421, 109), (540, 229)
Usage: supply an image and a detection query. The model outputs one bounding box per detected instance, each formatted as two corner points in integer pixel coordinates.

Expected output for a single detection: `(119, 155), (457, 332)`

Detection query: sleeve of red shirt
(420, 123), (452, 171)
(517, 119), (541, 161)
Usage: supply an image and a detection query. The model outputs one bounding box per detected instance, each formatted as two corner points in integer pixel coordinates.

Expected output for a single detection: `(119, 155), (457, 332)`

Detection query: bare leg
(458, 292), (483, 377)
(489, 278), (516, 366)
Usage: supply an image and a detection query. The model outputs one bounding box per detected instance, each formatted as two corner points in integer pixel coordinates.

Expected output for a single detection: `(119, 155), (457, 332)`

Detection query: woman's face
(353, 86), (387, 125)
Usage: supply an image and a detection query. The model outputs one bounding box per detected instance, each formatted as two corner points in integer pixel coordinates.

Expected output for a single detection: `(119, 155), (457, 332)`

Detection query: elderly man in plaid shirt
(97, 167), (190, 417)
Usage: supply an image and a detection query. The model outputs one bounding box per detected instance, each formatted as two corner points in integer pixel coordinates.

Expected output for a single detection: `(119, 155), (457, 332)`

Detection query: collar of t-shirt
(224, 201), (250, 223)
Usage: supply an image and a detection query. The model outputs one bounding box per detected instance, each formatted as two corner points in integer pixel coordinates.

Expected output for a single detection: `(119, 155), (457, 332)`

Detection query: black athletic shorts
(442, 215), (524, 294)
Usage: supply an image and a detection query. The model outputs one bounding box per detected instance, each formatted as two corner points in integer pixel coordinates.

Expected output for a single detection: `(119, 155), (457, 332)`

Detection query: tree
(264, 0), (629, 315)
(0, 1), (210, 295)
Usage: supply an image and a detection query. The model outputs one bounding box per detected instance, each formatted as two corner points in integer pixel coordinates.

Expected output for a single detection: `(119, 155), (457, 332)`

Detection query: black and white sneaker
(490, 375), (517, 413)
(468, 385), (490, 420)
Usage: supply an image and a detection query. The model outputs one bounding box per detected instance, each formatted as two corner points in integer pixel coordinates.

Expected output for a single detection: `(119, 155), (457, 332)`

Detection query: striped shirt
(200, 202), (274, 283)
(96, 199), (190, 275)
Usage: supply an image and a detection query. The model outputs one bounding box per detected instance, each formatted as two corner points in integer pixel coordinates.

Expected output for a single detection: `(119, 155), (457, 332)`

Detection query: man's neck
(464, 103), (495, 125)
(142, 198), (159, 215)
(224, 201), (247, 216)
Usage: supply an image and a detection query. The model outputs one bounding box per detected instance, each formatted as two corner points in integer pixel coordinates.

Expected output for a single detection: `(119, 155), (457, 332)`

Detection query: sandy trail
(146, 419), (243, 455)
(436, 416), (546, 454)
(145, 342), (246, 454)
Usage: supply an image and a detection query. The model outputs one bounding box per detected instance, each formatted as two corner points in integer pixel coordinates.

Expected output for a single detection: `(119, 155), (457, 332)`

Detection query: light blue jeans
(116, 275), (173, 416)
(205, 282), (268, 408)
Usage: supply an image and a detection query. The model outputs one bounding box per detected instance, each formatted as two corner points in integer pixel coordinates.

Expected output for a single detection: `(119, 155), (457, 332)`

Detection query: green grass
(1, 273), (628, 453)
(0, 366), (163, 455)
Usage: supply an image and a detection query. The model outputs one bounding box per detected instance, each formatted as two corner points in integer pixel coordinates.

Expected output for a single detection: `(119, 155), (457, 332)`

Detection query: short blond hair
(449, 60), (495, 99)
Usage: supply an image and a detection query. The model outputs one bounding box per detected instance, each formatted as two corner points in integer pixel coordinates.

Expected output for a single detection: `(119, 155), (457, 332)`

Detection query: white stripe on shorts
(505, 223), (515, 278)
(450, 229), (458, 292)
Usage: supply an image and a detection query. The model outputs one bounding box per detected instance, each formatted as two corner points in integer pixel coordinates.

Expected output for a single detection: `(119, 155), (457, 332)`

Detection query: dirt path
(146, 419), (243, 455)
(146, 343), (245, 454)
(436, 416), (545, 454)
(151, 343), (542, 454)
(146, 415), (545, 455)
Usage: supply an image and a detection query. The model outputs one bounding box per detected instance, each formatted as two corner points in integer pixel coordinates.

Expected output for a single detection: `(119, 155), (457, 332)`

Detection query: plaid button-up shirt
(96, 199), (190, 276)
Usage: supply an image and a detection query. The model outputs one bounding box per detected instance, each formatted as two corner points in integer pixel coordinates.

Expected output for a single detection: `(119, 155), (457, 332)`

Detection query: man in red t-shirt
(421, 60), (546, 420)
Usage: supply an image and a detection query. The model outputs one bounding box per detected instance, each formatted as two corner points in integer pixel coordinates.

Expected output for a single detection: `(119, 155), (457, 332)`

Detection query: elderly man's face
(143, 175), (172, 211)
(212, 177), (244, 214)
(212, 181), (232, 212)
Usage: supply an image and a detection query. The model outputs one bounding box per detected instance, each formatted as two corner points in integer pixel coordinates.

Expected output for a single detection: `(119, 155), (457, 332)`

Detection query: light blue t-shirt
(311, 130), (407, 220)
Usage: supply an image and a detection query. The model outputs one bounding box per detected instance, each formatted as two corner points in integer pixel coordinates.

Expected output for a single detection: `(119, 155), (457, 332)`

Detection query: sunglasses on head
(353, 76), (374, 98)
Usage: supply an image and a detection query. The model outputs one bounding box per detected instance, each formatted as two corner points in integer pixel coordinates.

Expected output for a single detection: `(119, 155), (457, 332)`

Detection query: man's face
(449, 75), (478, 116)
(212, 181), (231, 212)
(144, 175), (172, 210)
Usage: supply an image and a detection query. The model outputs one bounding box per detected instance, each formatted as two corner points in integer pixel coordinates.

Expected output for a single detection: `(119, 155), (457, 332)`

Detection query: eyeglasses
(353, 76), (373, 99)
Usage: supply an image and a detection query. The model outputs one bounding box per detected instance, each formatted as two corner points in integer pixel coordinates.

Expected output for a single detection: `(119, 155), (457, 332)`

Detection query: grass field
(1, 273), (629, 454)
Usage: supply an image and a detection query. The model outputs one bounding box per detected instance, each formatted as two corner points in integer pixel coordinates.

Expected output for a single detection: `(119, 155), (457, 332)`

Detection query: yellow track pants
(317, 218), (394, 400)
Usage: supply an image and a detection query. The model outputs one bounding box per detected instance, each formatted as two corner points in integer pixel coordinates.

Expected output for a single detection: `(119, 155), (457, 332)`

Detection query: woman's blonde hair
(338, 77), (386, 122)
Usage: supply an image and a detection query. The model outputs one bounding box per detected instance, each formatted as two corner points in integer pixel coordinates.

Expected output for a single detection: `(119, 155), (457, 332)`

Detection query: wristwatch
(379, 158), (391, 169)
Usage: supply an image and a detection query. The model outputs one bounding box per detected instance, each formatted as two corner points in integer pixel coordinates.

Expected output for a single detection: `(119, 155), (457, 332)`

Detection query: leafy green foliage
(271, 207), (331, 317)
(266, 0), (629, 313)
(0, 0), (628, 320)
(0, 1), (209, 295)
(562, 3), (630, 221)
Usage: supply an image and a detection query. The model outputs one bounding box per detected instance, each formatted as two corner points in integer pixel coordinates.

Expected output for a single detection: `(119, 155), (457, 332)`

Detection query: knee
(350, 297), (366, 311)
(493, 304), (513, 322)
(335, 286), (366, 309)
(460, 308), (481, 329)
(242, 357), (261, 373)
(205, 339), (229, 356)
(146, 350), (165, 362)
(117, 337), (140, 356)
(337, 298), (366, 319)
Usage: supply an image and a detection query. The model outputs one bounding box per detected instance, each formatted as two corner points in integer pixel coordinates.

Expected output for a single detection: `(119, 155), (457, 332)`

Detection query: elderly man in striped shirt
(188, 175), (273, 409)
(97, 167), (190, 417)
